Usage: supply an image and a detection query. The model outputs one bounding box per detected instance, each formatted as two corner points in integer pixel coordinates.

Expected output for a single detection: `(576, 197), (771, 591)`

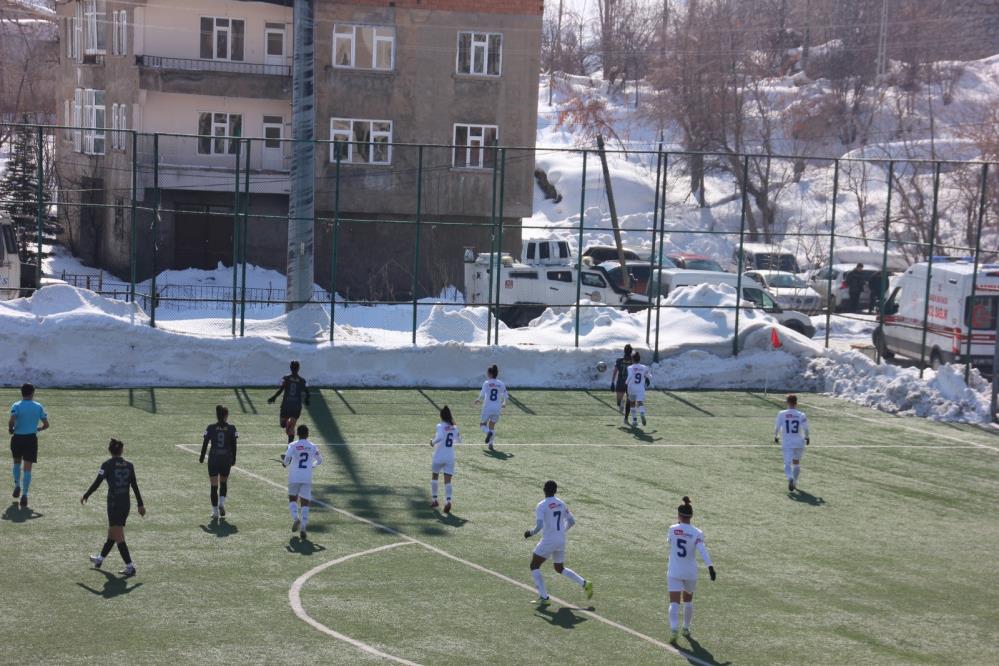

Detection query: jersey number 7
(553, 510), (561, 531)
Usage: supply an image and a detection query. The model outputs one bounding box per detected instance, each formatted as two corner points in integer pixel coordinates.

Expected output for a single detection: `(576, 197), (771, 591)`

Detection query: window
(82, 89), (106, 155)
(83, 0), (107, 55)
(456, 31), (502, 76)
(111, 10), (127, 56)
(113, 198), (125, 236)
(197, 113), (242, 155)
(200, 17), (245, 61)
(329, 118), (392, 165)
(453, 124), (497, 169)
(966, 295), (998, 330)
(333, 24), (394, 70)
(64, 100), (71, 140)
(547, 271), (573, 283)
(72, 89), (83, 152)
(581, 273), (607, 288)
(110, 103), (127, 151)
(72, 4), (83, 60)
(509, 271), (538, 279)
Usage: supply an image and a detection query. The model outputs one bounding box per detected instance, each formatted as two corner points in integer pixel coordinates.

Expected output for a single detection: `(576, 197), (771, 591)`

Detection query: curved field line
(289, 541), (420, 665)
(177, 445), (711, 666)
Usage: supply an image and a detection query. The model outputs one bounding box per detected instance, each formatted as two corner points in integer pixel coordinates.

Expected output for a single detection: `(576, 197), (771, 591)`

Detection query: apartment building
(54, 0), (542, 299)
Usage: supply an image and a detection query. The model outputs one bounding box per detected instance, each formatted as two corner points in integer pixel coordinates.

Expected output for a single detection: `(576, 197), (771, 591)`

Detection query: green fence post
(330, 142), (341, 344)
(573, 151), (588, 348)
(653, 153), (669, 362)
(875, 160), (894, 364)
(732, 154), (750, 357)
(35, 125), (44, 288)
(964, 163), (989, 380)
(231, 138), (242, 336)
(411, 145), (423, 345)
(823, 159), (840, 349)
(493, 148), (507, 344)
(486, 141), (499, 346)
(129, 130), (138, 304)
(646, 142), (663, 345)
(151, 133), (159, 328)
(239, 138), (251, 337)
(918, 161), (941, 377)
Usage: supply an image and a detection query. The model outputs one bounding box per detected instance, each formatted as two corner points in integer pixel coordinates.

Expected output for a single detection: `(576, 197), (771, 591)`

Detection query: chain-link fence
(2, 122), (998, 379)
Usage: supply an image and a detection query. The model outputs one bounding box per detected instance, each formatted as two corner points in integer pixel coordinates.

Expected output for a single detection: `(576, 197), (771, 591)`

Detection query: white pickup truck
(463, 240), (648, 327)
(0, 215), (25, 300)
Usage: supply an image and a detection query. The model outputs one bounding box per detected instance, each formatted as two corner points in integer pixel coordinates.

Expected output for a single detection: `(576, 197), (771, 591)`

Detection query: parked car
(807, 263), (884, 311)
(874, 260), (999, 368)
(665, 252), (726, 272)
(744, 270), (822, 314)
(598, 258), (677, 295)
(831, 245), (909, 274)
(732, 243), (801, 273)
(581, 245), (647, 265)
(648, 268), (816, 338)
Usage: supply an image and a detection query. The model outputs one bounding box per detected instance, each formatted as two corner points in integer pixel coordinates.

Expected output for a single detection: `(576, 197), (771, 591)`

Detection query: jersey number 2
(676, 538), (687, 557)
(298, 452), (309, 469)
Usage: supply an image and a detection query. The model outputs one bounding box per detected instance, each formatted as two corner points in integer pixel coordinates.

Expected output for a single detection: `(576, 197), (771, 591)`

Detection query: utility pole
(286, 0), (316, 311)
(801, 0), (811, 71)
(548, 0), (563, 106)
(596, 135), (629, 290)
(661, 0), (669, 58)
(875, 0), (888, 77)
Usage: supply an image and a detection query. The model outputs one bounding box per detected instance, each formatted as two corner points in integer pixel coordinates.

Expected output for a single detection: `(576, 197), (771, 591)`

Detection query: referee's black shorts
(10, 434), (38, 463)
(107, 503), (130, 527)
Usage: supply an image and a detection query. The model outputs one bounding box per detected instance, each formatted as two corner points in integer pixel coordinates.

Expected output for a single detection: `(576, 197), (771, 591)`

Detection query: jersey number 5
(298, 452), (309, 469)
(676, 538), (687, 557)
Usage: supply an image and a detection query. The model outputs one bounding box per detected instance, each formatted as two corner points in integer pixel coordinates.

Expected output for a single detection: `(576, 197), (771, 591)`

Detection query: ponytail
(677, 496), (693, 517)
(108, 438), (124, 456)
(440, 405), (455, 426)
(488, 364), (499, 378)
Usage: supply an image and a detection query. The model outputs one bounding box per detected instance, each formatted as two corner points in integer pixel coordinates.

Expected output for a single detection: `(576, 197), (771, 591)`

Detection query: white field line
(805, 403), (999, 453)
(289, 541), (421, 666)
(176, 445), (710, 666)
(209, 441), (990, 450)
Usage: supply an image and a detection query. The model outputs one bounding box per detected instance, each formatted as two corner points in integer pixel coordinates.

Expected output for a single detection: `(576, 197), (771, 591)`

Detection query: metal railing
(137, 55), (291, 77)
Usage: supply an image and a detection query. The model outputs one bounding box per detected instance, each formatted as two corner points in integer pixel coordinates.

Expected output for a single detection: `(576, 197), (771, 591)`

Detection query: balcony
(137, 55), (291, 100)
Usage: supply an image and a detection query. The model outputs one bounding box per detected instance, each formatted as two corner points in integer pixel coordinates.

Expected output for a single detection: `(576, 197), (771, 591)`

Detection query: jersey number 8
(489, 388), (498, 401)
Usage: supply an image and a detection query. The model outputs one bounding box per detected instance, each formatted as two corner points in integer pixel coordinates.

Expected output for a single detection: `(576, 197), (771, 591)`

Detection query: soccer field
(2, 388), (997, 665)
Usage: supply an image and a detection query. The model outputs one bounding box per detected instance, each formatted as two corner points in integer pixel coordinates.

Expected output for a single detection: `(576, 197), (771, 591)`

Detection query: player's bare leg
(553, 561), (591, 599)
(443, 473), (453, 514)
(529, 553), (550, 603)
(289, 493), (300, 533)
(12, 454), (22, 499)
(285, 417), (298, 445)
(616, 390), (625, 413)
(89, 525), (116, 569)
(430, 472), (440, 508)
(218, 474), (229, 517)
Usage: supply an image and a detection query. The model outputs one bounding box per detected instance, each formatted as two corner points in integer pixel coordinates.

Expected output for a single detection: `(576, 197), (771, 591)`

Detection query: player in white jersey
(474, 364), (508, 450)
(523, 480), (593, 604)
(429, 406), (461, 514)
(625, 351), (652, 427)
(666, 496), (716, 642)
(774, 394), (810, 492)
(283, 424), (323, 540)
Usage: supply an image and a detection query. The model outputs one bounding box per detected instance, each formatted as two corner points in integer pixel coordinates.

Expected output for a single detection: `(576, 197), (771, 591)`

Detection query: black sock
(625, 401), (631, 419)
(117, 541), (132, 565)
(100, 538), (115, 558)
(210, 486), (218, 507)
(287, 432), (294, 443)
(219, 482), (227, 498)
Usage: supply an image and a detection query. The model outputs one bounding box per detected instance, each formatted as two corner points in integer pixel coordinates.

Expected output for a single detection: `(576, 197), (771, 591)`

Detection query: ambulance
(874, 260), (999, 368)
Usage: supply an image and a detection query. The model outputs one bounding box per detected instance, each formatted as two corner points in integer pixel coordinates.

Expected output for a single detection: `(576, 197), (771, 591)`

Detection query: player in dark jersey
(611, 344), (633, 419)
(80, 438), (145, 577)
(200, 405), (238, 518)
(268, 360), (310, 444)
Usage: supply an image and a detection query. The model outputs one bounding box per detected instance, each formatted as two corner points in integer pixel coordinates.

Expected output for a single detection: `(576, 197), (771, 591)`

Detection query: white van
(875, 261), (999, 368)
(732, 242), (801, 274)
(0, 216), (24, 300)
(832, 245), (909, 274)
(649, 268), (816, 338)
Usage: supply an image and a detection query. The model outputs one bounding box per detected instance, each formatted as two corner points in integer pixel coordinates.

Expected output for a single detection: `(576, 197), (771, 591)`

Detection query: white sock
(792, 464), (801, 482)
(480, 424), (488, 433)
(668, 602), (680, 630)
(683, 601), (694, 628)
(784, 462), (792, 479)
(639, 406), (646, 415)
(561, 567), (585, 587)
(531, 569), (548, 599)
(219, 496), (225, 507)
(430, 479), (439, 499)
(289, 501), (298, 519)
(444, 483), (453, 501)
(300, 506), (310, 530)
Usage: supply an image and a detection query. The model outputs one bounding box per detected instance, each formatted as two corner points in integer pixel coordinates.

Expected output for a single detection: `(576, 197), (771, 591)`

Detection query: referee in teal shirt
(9, 383), (50, 509)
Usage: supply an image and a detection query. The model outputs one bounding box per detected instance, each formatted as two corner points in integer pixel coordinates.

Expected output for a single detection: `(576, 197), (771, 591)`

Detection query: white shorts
(783, 446), (805, 465)
(667, 576), (697, 594)
(481, 410), (501, 424)
(533, 539), (566, 563)
(288, 482), (312, 501)
(627, 388), (646, 402)
(431, 459), (455, 476)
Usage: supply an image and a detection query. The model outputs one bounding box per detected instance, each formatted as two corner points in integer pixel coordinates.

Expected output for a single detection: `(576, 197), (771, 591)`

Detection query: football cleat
(430, 500), (439, 509)
(300, 531), (307, 541)
(534, 596), (551, 606)
(669, 630), (679, 643)
(12, 486), (20, 499)
(120, 565), (136, 577)
(641, 414), (647, 426)
(443, 502), (452, 514)
(292, 518), (301, 533)
(19, 495), (27, 509)
(485, 431), (494, 445)
(681, 627), (691, 637)
(584, 580), (593, 600)
(788, 479), (795, 492)
(211, 508), (219, 518)
(219, 505), (226, 518)
(89, 556), (103, 568)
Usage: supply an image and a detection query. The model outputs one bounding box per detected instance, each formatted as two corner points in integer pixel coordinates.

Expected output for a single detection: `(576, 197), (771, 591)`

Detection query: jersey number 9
(298, 452), (309, 469)
(633, 372), (642, 384)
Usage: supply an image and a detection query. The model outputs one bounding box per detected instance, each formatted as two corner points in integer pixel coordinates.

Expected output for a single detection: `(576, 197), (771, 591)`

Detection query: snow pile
(805, 350), (994, 422)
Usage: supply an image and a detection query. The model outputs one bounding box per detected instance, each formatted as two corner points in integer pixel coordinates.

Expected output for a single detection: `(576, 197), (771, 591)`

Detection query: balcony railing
(137, 55), (290, 77)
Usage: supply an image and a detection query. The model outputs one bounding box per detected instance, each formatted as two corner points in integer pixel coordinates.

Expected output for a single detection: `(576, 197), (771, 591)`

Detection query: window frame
(197, 112), (243, 156)
(200, 16), (245, 62)
(110, 9), (127, 56)
(332, 24), (395, 71)
(452, 123), (498, 169)
(329, 118), (393, 165)
(456, 31), (502, 76)
(83, 0), (107, 55)
(82, 88), (106, 155)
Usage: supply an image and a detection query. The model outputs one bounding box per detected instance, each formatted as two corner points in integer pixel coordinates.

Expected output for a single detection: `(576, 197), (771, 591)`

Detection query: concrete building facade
(54, 0), (542, 300)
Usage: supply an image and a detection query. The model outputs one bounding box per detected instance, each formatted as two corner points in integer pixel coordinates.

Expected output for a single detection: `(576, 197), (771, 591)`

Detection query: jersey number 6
(445, 433), (454, 447)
